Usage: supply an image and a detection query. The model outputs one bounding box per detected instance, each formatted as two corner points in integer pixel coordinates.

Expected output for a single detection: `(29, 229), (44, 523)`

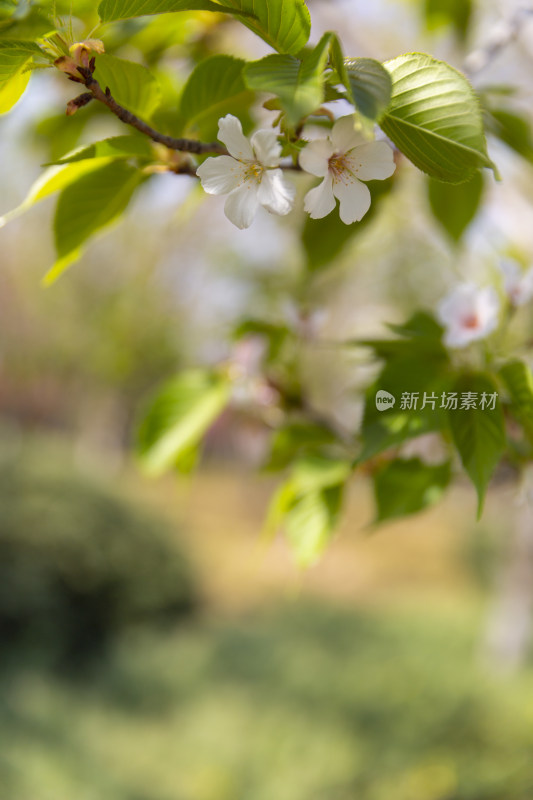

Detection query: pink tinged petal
(346, 141), (396, 181)
(476, 287), (500, 326)
(332, 175), (371, 224)
(303, 175), (336, 219)
(331, 115), (367, 154)
(257, 169), (295, 216)
(437, 283), (479, 326)
(196, 156), (247, 195)
(224, 183), (260, 229)
(443, 326), (477, 349)
(437, 283), (500, 347)
(251, 129), (282, 167)
(218, 114), (254, 162)
(299, 138), (335, 177)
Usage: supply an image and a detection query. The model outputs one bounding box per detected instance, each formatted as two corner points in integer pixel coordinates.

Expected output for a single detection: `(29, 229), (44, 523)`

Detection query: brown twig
(66, 64), (302, 172)
(76, 66), (228, 156)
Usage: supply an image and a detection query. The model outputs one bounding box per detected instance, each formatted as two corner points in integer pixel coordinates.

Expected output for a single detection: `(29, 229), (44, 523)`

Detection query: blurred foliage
(0, 603), (532, 799)
(0, 441), (197, 671)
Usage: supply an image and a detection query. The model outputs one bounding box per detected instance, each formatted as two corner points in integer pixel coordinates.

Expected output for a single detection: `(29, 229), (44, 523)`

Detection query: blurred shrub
(2, 604), (533, 800)
(0, 451), (196, 669)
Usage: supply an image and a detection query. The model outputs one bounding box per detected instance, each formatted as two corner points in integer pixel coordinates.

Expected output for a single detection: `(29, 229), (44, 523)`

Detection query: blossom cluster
(197, 114), (396, 229)
(437, 259), (533, 349)
(399, 391), (499, 411)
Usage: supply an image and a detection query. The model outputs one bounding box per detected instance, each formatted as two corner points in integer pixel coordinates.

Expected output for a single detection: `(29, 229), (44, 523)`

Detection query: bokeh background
(1, 0), (533, 798)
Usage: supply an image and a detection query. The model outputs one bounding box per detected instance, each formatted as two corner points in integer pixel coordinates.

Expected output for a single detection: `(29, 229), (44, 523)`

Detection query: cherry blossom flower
(298, 115), (396, 224)
(437, 282), (500, 348)
(498, 258), (533, 307)
(196, 115), (295, 230)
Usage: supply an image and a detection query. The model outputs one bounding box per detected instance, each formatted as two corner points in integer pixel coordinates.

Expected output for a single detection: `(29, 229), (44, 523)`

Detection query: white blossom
(298, 115), (396, 224)
(196, 115), (295, 229)
(498, 258), (533, 307)
(437, 282), (500, 349)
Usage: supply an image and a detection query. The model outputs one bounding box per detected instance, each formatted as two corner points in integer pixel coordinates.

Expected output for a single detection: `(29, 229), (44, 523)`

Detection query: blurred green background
(1, 0), (533, 798)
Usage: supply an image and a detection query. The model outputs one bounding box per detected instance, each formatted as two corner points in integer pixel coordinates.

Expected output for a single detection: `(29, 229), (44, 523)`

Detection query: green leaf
(0, 8), (54, 40)
(448, 374), (506, 516)
(0, 39), (41, 81)
(374, 458), (452, 522)
(99, 0), (310, 53)
(0, 158), (118, 227)
(284, 484), (344, 567)
(358, 321), (450, 461)
(424, 0), (473, 40)
(136, 370), (231, 476)
(179, 55), (253, 140)
(500, 360), (533, 444)
(329, 37), (391, 121)
(244, 33), (332, 126)
(344, 58), (392, 121)
(222, 0), (311, 55)
(360, 312), (447, 359)
(46, 160), (144, 285)
(265, 421), (339, 471)
(93, 54), (161, 118)
(483, 106), (533, 164)
(98, 0), (256, 22)
(428, 170), (484, 243)
(47, 135), (153, 165)
(264, 456), (350, 566)
(381, 53), (492, 183)
(0, 64), (28, 113)
(301, 178), (394, 271)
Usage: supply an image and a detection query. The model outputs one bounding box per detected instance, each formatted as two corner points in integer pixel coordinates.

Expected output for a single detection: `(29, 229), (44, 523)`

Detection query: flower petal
(331, 115), (367, 154)
(332, 175), (371, 224)
(304, 175), (336, 219)
(224, 184), (260, 229)
(251, 129), (282, 167)
(443, 326), (477, 348)
(196, 156), (247, 195)
(299, 138), (334, 177)
(437, 283), (477, 326)
(257, 169), (295, 216)
(346, 141), (396, 181)
(218, 114), (254, 162)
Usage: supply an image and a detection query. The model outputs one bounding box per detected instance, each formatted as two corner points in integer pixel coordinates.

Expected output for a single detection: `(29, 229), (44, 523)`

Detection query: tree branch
(67, 64), (302, 172)
(77, 68), (228, 156)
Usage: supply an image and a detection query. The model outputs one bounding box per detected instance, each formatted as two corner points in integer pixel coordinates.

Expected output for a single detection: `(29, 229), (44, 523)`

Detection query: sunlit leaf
(47, 135), (153, 165)
(244, 33), (332, 126)
(98, 0), (255, 22)
(0, 64), (29, 112)
(381, 53), (493, 183)
(137, 370), (231, 476)
(0, 39), (41, 89)
(0, 158), (117, 227)
(221, 0), (311, 54)
(46, 160), (144, 284)
(264, 457), (350, 566)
